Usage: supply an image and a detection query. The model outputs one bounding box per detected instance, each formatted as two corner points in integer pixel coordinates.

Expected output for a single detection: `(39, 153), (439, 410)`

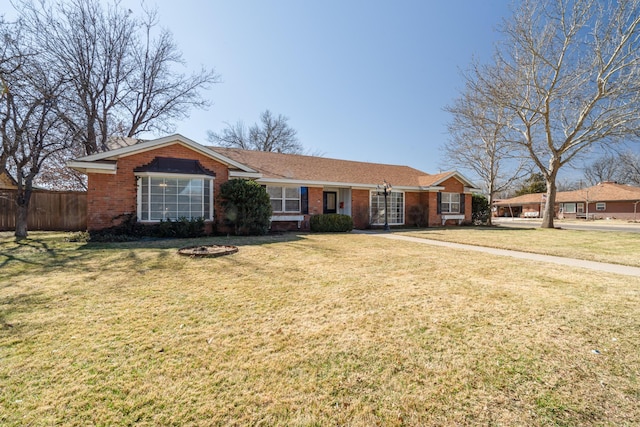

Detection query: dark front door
(323, 191), (337, 214)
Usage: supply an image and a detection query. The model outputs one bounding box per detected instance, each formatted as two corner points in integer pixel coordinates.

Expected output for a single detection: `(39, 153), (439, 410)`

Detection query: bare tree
(0, 17), (26, 176)
(36, 148), (87, 190)
(17, 0), (218, 155)
(208, 110), (303, 154)
(443, 71), (530, 225)
(467, 0), (640, 228)
(583, 154), (620, 185)
(1, 29), (74, 238)
(1, 0), (218, 237)
(207, 120), (251, 150)
(619, 151), (640, 185)
(584, 150), (640, 185)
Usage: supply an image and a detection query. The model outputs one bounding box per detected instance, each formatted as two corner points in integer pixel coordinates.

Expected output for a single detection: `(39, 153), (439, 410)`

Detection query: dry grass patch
(1, 232), (639, 425)
(399, 226), (640, 267)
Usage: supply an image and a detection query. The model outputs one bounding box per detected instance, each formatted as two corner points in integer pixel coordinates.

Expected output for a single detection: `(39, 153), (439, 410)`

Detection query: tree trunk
(541, 174), (558, 229)
(15, 182), (32, 240)
(14, 188), (32, 239)
(487, 185), (494, 227)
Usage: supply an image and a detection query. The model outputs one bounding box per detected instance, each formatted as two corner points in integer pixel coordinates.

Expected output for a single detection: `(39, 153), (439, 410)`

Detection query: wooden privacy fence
(0, 190), (87, 231)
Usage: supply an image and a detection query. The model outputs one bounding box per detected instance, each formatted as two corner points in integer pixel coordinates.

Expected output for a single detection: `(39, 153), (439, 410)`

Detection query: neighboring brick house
(494, 182), (640, 220)
(67, 134), (479, 232)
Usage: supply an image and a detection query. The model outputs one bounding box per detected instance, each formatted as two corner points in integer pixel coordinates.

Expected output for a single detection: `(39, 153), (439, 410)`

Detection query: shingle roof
(495, 182), (640, 205)
(557, 182), (640, 202)
(210, 147), (454, 188)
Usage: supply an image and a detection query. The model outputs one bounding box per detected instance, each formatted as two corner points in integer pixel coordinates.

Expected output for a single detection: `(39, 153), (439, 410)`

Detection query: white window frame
(441, 192), (461, 214)
(577, 203), (584, 214)
(596, 202), (606, 211)
(370, 190), (405, 225)
(267, 186), (301, 213)
(136, 173), (214, 222)
(563, 203), (576, 214)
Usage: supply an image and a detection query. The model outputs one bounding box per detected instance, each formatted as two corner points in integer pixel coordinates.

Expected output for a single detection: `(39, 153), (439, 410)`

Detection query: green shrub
(156, 217), (205, 238)
(89, 214), (207, 241)
(220, 179), (272, 235)
(310, 214), (353, 232)
(472, 194), (491, 225)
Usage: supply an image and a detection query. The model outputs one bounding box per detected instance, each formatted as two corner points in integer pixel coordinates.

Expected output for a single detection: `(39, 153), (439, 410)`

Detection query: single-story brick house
(494, 182), (640, 220)
(67, 134), (479, 232)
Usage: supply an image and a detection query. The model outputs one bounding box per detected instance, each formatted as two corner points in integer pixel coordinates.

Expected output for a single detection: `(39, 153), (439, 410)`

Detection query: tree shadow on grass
(0, 289), (51, 333)
(0, 234), (89, 273)
(78, 232), (308, 251)
(0, 232), (309, 275)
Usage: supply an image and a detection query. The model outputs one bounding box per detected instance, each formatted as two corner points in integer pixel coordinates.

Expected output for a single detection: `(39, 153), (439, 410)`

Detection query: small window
(596, 202), (606, 211)
(441, 193), (461, 213)
(267, 186), (301, 213)
(577, 203), (584, 214)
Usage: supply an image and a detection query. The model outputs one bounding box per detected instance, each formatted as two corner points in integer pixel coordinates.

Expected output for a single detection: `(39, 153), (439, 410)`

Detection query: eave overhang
(67, 161), (117, 174)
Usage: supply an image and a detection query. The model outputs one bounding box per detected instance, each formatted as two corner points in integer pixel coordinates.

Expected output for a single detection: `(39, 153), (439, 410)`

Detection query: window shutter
(437, 192), (442, 214)
(301, 187), (309, 214)
(459, 193), (465, 214)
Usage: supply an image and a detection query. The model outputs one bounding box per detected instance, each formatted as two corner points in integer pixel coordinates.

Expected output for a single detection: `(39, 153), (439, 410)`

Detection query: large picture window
(138, 176), (213, 221)
(267, 186), (301, 212)
(370, 191), (404, 225)
(440, 193), (460, 213)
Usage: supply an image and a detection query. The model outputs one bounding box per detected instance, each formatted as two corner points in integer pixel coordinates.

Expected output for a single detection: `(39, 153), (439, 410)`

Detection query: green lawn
(1, 231), (639, 426)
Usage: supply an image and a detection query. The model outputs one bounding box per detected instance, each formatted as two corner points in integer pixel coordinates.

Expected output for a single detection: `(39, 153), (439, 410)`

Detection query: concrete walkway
(356, 231), (640, 278)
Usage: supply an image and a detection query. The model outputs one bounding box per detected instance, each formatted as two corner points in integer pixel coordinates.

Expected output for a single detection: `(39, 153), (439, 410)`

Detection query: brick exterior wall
(426, 177), (472, 227)
(84, 143), (475, 232)
(351, 189), (371, 229)
(86, 143), (229, 231)
(308, 187), (324, 216)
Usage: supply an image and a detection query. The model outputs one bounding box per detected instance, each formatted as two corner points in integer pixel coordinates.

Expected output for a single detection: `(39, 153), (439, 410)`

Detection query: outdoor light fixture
(377, 180), (392, 231)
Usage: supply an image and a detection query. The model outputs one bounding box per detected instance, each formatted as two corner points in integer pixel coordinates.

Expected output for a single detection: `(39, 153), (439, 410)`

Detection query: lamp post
(377, 180), (392, 231)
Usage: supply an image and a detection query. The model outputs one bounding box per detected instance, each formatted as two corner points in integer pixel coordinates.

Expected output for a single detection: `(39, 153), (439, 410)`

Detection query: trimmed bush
(89, 214), (207, 241)
(156, 217), (206, 238)
(220, 179), (272, 235)
(310, 214), (353, 232)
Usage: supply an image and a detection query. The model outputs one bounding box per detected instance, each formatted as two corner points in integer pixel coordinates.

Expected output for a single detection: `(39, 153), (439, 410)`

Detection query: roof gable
(70, 134), (256, 173)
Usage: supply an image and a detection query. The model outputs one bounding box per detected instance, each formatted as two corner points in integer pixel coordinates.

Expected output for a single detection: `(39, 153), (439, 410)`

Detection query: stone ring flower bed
(177, 245), (238, 258)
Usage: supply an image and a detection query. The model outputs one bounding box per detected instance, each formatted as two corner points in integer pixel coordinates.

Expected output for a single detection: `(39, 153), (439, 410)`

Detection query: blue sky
(118, 0), (512, 175)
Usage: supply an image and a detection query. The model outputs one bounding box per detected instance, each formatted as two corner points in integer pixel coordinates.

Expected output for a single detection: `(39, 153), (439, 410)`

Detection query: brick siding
(86, 143), (229, 231)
